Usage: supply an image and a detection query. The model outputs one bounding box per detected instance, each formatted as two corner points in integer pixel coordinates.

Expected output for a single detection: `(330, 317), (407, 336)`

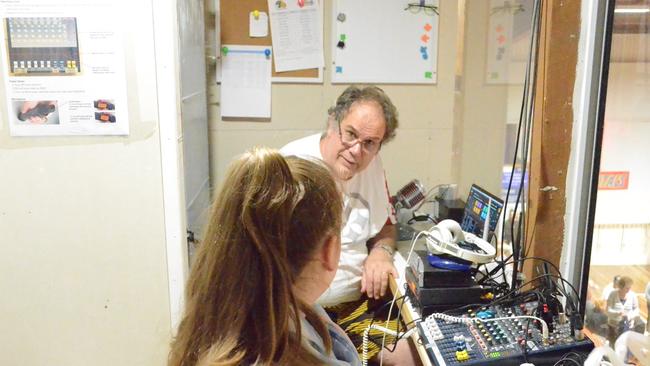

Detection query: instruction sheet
(0, 1), (130, 136)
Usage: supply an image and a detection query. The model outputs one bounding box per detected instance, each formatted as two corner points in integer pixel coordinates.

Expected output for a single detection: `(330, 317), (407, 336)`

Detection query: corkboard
(220, 0), (321, 81)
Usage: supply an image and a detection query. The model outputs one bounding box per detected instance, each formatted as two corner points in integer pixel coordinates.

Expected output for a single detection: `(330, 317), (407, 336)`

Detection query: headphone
(425, 220), (496, 264)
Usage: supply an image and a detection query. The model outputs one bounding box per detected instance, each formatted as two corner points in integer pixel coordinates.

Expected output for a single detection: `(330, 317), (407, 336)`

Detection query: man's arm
(361, 223), (398, 299)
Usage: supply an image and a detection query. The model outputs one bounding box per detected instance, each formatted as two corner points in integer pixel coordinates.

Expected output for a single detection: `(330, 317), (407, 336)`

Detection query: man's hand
(362, 223), (398, 299)
(361, 248), (398, 299)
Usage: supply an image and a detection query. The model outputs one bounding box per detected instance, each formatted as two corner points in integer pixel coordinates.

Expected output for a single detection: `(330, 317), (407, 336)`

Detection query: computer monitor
(460, 184), (504, 242)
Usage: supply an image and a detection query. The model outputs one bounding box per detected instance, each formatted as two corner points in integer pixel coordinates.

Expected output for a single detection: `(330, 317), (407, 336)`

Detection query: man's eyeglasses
(338, 123), (382, 154)
(404, 1), (439, 16)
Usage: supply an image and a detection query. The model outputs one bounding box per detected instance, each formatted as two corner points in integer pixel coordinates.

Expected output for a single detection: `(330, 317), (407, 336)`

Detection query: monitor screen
(460, 184), (504, 242)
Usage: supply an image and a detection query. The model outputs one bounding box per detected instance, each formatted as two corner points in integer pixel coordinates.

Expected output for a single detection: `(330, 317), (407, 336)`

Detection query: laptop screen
(460, 184), (504, 242)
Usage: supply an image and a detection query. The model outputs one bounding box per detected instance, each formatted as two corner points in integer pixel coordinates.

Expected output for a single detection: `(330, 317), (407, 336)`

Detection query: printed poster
(0, 1), (129, 136)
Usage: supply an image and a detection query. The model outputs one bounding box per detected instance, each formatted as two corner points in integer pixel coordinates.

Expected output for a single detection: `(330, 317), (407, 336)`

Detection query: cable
(428, 313), (549, 341)
(553, 351), (586, 366)
(412, 184), (446, 213)
(375, 230), (427, 366)
(361, 324), (417, 366)
(510, 0), (543, 291)
(500, 256), (580, 312)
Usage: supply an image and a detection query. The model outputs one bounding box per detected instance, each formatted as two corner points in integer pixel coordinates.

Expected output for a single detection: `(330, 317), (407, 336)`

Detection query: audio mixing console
(417, 301), (593, 365)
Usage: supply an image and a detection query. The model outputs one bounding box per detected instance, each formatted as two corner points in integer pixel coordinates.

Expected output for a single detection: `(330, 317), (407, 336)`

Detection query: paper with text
(267, 0), (323, 72)
(220, 45), (272, 118)
(0, 1), (130, 136)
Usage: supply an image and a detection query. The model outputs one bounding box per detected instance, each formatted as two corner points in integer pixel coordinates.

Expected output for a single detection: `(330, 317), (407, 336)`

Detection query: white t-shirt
(281, 134), (395, 306)
(606, 290), (640, 326)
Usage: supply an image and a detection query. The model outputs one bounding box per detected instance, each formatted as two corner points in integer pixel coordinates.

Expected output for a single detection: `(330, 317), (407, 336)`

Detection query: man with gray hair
(282, 86), (417, 365)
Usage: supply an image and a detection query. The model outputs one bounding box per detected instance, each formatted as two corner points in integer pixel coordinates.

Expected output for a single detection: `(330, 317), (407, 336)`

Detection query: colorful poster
(0, 1), (129, 136)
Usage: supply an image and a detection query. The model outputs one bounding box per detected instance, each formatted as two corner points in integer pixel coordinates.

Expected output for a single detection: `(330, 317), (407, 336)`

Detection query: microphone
(394, 179), (426, 209)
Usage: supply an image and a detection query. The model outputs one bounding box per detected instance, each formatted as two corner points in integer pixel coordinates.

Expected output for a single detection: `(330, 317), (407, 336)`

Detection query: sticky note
(249, 11), (269, 38)
(424, 71), (432, 79)
(424, 23), (432, 32)
(340, 34), (346, 41)
(421, 34), (430, 43)
(336, 66), (343, 73)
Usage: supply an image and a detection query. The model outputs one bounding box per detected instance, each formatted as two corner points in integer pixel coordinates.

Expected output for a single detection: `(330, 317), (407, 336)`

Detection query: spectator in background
(585, 279), (607, 336)
(607, 276), (644, 346)
(602, 275), (622, 302)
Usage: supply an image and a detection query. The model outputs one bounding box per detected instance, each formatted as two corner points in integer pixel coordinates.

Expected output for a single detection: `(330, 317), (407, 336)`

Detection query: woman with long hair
(169, 147), (360, 365)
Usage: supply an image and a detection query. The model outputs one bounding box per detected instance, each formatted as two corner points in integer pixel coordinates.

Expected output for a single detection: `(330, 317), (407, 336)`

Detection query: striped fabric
(325, 297), (400, 363)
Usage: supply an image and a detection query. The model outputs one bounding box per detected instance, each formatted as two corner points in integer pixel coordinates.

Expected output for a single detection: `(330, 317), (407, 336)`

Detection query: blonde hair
(169, 147), (343, 366)
(617, 276), (633, 289)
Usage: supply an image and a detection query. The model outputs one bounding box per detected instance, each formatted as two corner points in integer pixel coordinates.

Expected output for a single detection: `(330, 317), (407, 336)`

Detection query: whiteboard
(331, 0), (439, 84)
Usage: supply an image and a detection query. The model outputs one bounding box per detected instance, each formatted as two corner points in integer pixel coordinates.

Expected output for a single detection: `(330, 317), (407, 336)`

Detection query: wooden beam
(524, 0), (581, 281)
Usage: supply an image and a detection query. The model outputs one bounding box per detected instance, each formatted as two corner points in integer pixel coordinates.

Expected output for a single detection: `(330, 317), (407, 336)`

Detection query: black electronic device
(417, 301), (594, 365)
(406, 248), (495, 314)
(436, 198), (465, 223)
(407, 250), (475, 288)
(406, 272), (492, 313)
(460, 184), (504, 242)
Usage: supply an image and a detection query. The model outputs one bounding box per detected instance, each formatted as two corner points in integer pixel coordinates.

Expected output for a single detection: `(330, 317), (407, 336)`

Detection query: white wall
(460, 1), (516, 196)
(589, 60), (650, 265)
(0, 1), (173, 365)
(595, 62), (650, 225)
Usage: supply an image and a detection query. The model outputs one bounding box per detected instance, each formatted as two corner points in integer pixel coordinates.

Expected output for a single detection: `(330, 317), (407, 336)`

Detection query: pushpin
(221, 46), (229, 55)
(264, 49), (271, 58)
(298, 0), (304, 7)
(253, 10), (260, 19)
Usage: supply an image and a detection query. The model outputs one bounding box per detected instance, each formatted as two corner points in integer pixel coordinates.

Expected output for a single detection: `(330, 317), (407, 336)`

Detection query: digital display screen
(460, 184), (503, 242)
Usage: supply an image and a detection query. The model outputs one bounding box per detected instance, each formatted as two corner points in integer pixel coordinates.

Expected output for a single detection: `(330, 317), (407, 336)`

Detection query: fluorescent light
(614, 8), (650, 14)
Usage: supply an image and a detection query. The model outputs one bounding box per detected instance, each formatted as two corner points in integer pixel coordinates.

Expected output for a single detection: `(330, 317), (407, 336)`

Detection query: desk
(389, 237), (433, 366)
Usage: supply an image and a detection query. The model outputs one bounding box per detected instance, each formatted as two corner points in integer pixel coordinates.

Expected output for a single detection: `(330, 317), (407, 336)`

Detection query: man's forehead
(341, 103), (386, 132)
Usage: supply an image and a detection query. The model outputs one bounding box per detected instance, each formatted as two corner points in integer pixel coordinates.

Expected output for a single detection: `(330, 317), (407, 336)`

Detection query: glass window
(584, 0), (650, 347)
